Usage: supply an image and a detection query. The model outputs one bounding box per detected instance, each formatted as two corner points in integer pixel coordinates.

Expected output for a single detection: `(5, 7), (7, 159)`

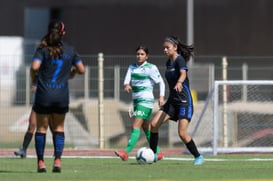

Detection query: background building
(1, 0), (273, 58)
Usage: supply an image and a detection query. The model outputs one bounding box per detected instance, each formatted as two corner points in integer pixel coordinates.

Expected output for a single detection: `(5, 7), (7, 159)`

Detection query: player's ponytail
(39, 20), (65, 59)
(165, 35), (194, 62)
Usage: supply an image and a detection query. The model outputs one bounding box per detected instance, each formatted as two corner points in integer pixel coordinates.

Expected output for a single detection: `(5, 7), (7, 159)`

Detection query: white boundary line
(2, 155), (273, 162)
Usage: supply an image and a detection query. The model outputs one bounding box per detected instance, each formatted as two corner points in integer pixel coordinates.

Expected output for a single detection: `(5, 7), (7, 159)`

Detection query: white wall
(0, 36), (23, 105)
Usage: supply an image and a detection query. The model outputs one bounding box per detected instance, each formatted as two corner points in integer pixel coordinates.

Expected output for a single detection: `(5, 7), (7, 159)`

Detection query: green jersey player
(115, 46), (165, 161)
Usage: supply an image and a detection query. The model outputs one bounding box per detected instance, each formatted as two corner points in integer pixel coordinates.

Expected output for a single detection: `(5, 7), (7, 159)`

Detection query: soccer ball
(136, 147), (155, 164)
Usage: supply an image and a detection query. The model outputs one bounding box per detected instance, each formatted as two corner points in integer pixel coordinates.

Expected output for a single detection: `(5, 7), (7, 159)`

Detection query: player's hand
(174, 82), (183, 92)
(31, 85), (37, 92)
(124, 84), (132, 93)
(70, 67), (77, 79)
(158, 96), (164, 107)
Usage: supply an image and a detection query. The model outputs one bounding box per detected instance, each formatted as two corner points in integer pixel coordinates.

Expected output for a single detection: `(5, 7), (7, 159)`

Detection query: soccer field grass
(1, 155), (273, 181)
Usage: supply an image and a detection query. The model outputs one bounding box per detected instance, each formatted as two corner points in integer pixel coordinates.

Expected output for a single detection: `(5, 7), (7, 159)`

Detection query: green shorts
(133, 104), (152, 121)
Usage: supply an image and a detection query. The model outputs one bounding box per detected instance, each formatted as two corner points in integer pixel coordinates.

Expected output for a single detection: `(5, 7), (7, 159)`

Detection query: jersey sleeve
(32, 48), (44, 62)
(72, 48), (83, 65)
(177, 56), (188, 71)
(150, 65), (163, 84)
(150, 65), (165, 97)
(123, 65), (132, 85)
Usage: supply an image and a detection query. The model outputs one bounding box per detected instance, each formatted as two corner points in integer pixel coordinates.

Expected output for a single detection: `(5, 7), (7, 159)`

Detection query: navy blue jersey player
(31, 20), (85, 173)
(165, 54), (191, 120)
(33, 42), (81, 108)
(149, 35), (204, 165)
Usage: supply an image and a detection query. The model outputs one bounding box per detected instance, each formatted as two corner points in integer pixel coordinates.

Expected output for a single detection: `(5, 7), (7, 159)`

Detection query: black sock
(149, 132), (158, 154)
(186, 139), (200, 158)
(22, 132), (33, 150)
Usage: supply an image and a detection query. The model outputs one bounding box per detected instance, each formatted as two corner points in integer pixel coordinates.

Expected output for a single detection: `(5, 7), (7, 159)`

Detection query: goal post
(212, 80), (273, 155)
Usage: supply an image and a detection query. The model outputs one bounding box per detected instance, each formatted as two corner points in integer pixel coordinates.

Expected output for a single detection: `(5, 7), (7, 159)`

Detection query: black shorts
(161, 100), (193, 122)
(33, 103), (69, 114)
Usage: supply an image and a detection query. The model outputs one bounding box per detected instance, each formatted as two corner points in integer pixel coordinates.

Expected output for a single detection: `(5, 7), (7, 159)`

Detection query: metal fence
(212, 80), (273, 155)
(0, 54), (272, 152)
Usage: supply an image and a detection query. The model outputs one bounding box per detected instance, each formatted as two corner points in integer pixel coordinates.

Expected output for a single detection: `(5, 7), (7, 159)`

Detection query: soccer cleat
(194, 155), (204, 165)
(52, 159), (62, 173)
(37, 160), (46, 173)
(114, 150), (129, 161)
(157, 152), (164, 160)
(14, 148), (26, 158)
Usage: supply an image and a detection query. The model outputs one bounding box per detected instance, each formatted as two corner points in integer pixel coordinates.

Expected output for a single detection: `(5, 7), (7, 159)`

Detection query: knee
(150, 121), (159, 132)
(28, 123), (36, 133)
(36, 123), (49, 134)
(141, 122), (149, 131)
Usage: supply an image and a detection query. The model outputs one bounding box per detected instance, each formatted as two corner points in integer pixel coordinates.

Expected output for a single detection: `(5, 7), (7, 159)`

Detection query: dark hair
(164, 35), (194, 62)
(39, 20), (65, 59)
(136, 45), (149, 55)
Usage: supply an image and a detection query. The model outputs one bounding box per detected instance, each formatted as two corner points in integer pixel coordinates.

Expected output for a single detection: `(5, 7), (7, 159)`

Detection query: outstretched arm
(158, 77), (165, 107)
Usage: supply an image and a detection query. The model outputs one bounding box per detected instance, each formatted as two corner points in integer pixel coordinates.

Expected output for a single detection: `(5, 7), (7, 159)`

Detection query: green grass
(1, 155), (273, 181)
